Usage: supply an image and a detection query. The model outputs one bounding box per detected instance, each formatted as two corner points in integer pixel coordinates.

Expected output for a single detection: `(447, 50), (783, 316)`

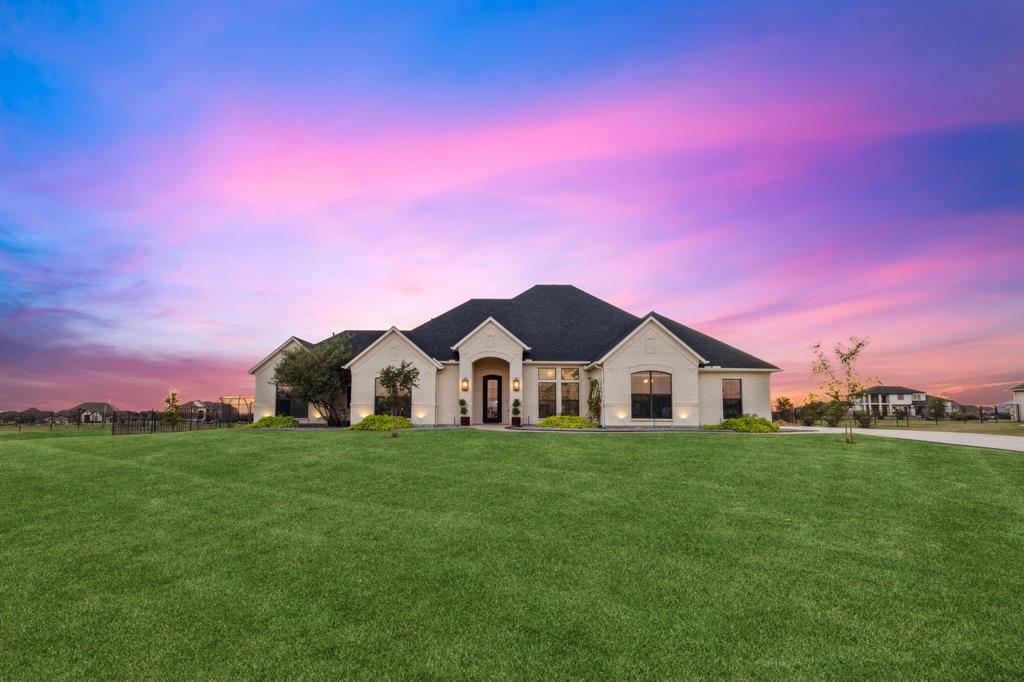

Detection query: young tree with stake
(810, 337), (879, 444)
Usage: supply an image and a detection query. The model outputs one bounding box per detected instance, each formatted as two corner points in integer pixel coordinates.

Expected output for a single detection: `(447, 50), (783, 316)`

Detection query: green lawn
(2, 429), (1022, 679)
(867, 418), (1024, 437)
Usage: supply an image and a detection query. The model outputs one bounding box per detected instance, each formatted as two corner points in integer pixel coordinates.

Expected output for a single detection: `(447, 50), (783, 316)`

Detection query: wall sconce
(512, 378), (521, 392)
(461, 378), (469, 391)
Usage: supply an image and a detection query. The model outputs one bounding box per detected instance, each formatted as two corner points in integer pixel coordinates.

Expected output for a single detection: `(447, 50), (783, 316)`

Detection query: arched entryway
(472, 357), (510, 424)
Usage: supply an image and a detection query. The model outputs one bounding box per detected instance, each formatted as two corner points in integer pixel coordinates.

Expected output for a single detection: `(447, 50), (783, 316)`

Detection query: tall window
(631, 371), (672, 419)
(374, 378), (411, 418)
(275, 384), (308, 418)
(722, 379), (742, 419)
(538, 379), (557, 418)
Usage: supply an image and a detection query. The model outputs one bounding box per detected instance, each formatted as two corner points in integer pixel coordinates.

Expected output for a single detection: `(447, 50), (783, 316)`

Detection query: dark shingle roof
(331, 285), (776, 369)
(67, 401), (120, 413)
(1011, 383), (1024, 392)
(862, 386), (922, 396)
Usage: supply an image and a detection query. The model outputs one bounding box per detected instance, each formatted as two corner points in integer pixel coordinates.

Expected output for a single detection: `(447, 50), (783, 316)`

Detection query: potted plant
(459, 398), (469, 426)
(511, 398), (521, 427)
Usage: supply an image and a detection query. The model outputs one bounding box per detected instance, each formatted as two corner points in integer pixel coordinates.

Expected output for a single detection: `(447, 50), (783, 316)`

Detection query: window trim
(630, 370), (673, 420)
(536, 366), (582, 418)
(722, 378), (743, 419)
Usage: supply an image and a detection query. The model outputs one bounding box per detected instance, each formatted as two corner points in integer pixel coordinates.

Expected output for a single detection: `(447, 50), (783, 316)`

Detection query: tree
(377, 360), (420, 437)
(162, 390), (183, 427)
(587, 378), (602, 423)
(773, 396), (794, 422)
(810, 337), (879, 443)
(273, 334), (353, 427)
(924, 396), (947, 423)
(799, 393), (824, 426)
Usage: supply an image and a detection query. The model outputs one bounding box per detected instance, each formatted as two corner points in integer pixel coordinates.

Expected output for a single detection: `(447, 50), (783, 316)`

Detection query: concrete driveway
(786, 426), (1023, 452)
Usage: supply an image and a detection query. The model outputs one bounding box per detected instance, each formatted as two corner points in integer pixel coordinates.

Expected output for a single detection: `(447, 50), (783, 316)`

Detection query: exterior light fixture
(461, 378), (469, 391)
(512, 378), (521, 392)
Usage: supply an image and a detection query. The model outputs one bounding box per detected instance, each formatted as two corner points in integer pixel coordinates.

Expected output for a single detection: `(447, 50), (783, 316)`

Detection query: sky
(1, 0), (1023, 411)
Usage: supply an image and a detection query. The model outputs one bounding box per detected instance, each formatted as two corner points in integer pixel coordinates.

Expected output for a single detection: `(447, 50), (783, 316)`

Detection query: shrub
(703, 416), (779, 433)
(511, 398), (521, 417)
(853, 411), (873, 428)
(350, 414), (413, 431)
(242, 415), (300, 429)
(537, 415), (599, 429)
(823, 400), (846, 427)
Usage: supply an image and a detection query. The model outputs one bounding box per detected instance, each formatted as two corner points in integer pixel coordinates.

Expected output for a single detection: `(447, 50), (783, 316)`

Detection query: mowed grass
(2, 429), (1022, 680)
(867, 418), (1024, 437)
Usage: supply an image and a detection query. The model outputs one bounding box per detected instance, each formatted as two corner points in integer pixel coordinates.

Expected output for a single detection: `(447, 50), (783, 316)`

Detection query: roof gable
(589, 315), (708, 367)
(342, 327), (444, 370)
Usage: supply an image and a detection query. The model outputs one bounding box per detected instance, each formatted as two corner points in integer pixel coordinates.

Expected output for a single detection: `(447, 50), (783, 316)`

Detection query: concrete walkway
(785, 426), (1023, 452)
(470, 423), (1022, 452)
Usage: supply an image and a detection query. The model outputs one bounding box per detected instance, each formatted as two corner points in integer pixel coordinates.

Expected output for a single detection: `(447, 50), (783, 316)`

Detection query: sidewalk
(786, 426), (1023, 452)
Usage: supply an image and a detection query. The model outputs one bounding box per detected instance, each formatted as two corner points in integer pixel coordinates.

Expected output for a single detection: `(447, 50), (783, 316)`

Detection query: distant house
(1010, 383), (1024, 421)
(65, 402), (121, 423)
(852, 386), (956, 417)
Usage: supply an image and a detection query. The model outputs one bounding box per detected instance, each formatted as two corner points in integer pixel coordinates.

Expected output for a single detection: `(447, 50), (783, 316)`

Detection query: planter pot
(511, 416), (521, 427)
(460, 416), (470, 426)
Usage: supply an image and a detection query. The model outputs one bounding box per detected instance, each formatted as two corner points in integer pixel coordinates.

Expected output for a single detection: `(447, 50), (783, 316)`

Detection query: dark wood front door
(483, 375), (502, 423)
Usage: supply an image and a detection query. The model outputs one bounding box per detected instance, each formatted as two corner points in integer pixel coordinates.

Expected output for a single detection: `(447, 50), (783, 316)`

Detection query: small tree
(773, 396), (794, 422)
(273, 334), (353, 426)
(511, 398), (521, 416)
(810, 337), (879, 443)
(587, 378), (602, 424)
(162, 390), (183, 427)
(924, 396), (947, 424)
(378, 361), (420, 437)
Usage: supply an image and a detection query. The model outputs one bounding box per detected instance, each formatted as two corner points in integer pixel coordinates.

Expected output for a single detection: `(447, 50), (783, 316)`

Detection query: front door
(483, 375), (502, 423)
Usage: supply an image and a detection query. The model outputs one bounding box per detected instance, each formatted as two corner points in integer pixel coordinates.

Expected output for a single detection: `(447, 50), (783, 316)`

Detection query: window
(275, 384), (308, 418)
(561, 382), (579, 416)
(722, 379), (742, 419)
(537, 367), (581, 418)
(898, 394), (906, 401)
(374, 378), (411, 418)
(538, 382), (556, 418)
(631, 371), (672, 419)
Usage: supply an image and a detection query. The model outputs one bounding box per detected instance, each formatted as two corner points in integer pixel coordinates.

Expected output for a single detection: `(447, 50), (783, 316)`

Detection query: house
(65, 402), (121, 423)
(1010, 383), (1024, 421)
(249, 285), (780, 427)
(852, 386), (956, 417)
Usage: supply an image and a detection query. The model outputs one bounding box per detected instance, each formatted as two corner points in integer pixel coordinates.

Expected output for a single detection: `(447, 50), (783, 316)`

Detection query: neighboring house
(66, 402), (121, 423)
(250, 285), (780, 427)
(1011, 383), (1024, 421)
(852, 386), (957, 417)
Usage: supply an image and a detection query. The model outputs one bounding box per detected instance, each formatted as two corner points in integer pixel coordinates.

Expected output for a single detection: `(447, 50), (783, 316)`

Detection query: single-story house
(65, 402), (121, 423)
(250, 285), (780, 427)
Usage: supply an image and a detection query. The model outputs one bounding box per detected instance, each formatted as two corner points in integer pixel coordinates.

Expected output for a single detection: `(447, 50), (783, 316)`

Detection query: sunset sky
(2, 0), (1022, 410)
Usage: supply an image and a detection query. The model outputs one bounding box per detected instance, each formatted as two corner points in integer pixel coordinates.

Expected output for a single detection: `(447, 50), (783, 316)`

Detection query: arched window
(375, 378), (412, 418)
(631, 371), (672, 419)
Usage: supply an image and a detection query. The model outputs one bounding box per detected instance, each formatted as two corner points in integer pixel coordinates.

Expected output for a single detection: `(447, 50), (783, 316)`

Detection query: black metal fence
(112, 405), (252, 436)
(0, 421), (111, 432)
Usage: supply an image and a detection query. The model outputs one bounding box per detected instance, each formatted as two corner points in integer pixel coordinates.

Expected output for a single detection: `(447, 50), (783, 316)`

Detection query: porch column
(459, 355), (473, 424)
(510, 354), (523, 422)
